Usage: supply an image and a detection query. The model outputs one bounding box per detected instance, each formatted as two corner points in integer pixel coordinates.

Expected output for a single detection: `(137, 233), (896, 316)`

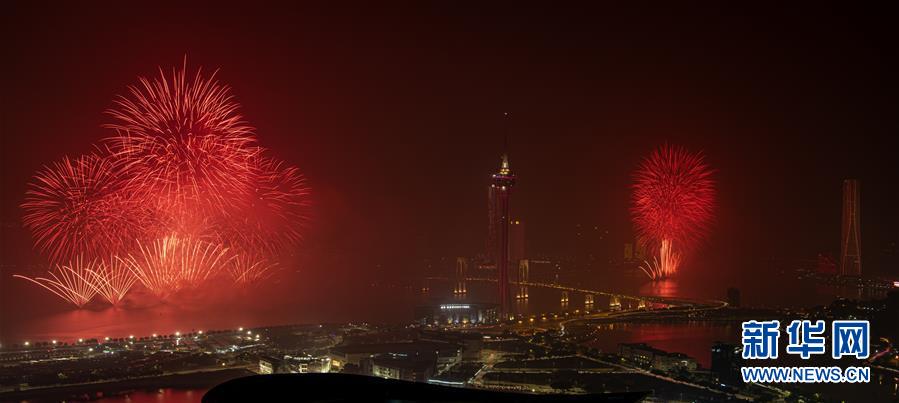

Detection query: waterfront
(2, 262), (889, 346)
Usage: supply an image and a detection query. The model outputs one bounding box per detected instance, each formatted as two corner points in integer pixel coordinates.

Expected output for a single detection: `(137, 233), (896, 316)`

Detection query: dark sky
(2, 3), (898, 285)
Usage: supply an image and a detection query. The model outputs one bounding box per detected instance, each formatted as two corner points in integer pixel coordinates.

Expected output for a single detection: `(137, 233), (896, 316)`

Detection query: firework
(227, 252), (278, 285)
(637, 239), (683, 280)
(121, 235), (233, 298)
(22, 154), (144, 263)
(13, 257), (99, 308)
(20, 60), (312, 306)
(215, 157), (312, 254)
(104, 60), (259, 214)
(631, 145), (715, 279)
(86, 256), (138, 306)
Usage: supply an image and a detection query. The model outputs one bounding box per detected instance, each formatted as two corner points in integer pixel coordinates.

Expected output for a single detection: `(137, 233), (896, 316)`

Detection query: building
(652, 352), (698, 372)
(840, 179), (862, 276)
(418, 330), (486, 361)
(619, 343), (697, 372)
(371, 354), (435, 382)
(284, 355), (331, 373)
(487, 154), (516, 316)
(329, 341), (462, 375)
(619, 343), (656, 367)
(259, 355), (286, 374)
(414, 303), (498, 326)
(711, 342), (743, 385)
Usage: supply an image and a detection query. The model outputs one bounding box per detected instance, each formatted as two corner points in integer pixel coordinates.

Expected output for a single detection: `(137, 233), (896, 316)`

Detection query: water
(1, 268), (893, 402)
(97, 388), (205, 403)
(2, 265), (884, 345)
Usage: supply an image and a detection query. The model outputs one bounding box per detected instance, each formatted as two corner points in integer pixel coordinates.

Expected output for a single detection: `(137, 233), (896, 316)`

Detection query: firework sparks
(121, 235), (233, 298)
(22, 154), (142, 263)
(227, 253), (278, 285)
(104, 59), (259, 214)
(13, 257), (99, 308)
(217, 157), (312, 254)
(19, 60), (312, 306)
(86, 256), (138, 306)
(632, 145), (715, 279)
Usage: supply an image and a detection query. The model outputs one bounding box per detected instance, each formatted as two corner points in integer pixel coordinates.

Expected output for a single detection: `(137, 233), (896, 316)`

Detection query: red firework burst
(19, 60), (312, 305)
(104, 60), (259, 214)
(22, 154), (145, 263)
(631, 145), (715, 279)
(215, 157), (312, 254)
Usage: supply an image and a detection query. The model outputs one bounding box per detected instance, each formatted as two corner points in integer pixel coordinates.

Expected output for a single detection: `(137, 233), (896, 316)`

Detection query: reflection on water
(3, 266), (889, 346)
(0, 281), (427, 345)
(98, 388), (204, 403)
(587, 322), (738, 368)
(638, 279), (679, 298)
(514, 297), (529, 313)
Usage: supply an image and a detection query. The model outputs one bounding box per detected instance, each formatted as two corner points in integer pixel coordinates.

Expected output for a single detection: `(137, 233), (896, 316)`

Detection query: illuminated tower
(489, 154), (516, 316)
(840, 179), (862, 277)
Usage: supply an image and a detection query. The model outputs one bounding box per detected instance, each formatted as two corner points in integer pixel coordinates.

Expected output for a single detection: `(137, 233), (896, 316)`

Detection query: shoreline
(0, 367), (254, 401)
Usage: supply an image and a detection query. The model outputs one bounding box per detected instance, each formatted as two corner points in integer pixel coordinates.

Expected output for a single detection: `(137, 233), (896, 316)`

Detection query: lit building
(259, 355), (286, 374)
(619, 343), (697, 373)
(414, 303), (498, 325)
(371, 354), (435, 382)
(840, 179), (862, 276)
(284, 355), (331, 373)
(487, 154), (516, 315)
(618, 343), (655, 367)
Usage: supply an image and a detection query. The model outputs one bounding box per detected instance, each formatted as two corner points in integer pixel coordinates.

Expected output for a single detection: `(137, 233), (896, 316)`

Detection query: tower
(840, 179), (862, 276)
(489, 154), (516, 316)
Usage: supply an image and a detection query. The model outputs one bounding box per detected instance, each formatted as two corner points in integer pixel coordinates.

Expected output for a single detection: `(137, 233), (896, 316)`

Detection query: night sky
(3, 3), (898, 290)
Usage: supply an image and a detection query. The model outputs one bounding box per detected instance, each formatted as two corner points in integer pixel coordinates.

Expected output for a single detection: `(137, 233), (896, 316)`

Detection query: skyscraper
(488, 154), (516, 316)
(840, 179), (862, 277)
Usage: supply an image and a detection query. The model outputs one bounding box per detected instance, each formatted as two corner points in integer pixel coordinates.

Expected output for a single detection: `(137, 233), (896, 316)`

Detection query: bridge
(425, 276), (727, 309)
